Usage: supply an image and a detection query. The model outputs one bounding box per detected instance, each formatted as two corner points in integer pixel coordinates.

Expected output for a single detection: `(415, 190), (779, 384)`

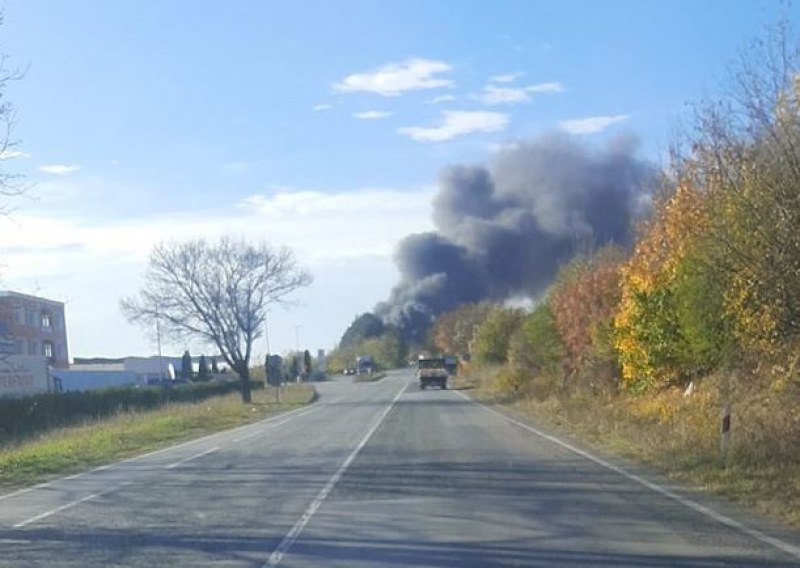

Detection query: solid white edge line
(0, 400), (318, 504)
(265, 380), (409, 567)
(452, 389), (800, 561)
(13, 482), (132, 528)
(165, 447), (219, 470)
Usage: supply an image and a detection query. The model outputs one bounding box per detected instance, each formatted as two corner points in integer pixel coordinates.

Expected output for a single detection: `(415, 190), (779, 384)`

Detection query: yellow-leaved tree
(614, 178), (729, 392)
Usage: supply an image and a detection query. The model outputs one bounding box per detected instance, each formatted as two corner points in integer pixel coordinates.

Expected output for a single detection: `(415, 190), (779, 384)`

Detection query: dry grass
(458, 365), (800, 528)
(0, 385), (315, 490)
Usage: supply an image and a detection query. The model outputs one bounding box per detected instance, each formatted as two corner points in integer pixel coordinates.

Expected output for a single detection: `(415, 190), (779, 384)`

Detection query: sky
(0, 0), (793, 360)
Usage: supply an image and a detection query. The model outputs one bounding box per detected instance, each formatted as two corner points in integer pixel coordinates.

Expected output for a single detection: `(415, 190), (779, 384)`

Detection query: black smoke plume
(375, 132), (657, 341)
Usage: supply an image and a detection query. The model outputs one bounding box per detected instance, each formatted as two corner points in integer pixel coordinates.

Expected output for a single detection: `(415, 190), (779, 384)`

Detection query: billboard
(0, 355), (51, 398)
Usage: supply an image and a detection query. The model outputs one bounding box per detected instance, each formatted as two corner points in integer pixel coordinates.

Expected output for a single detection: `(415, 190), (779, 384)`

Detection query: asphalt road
(2, 368), (800, 567)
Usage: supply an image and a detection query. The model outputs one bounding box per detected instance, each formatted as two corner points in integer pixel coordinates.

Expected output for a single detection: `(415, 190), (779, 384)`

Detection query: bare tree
(121, 237), (313, 402)
(0, 15), (28, 213)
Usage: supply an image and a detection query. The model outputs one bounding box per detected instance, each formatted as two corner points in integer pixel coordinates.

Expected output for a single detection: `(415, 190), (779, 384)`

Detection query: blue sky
(0, 0), (793, 359)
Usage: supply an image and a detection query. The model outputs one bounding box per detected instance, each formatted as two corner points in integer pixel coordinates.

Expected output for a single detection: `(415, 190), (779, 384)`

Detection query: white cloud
(334, 58), (453, 97)
(559, 114), (630, 134)
(312, 103), (332, 111)
(39, 164), (81, 175)
(527, 82), (563, 93)
(430, 94), (455, 104)
(1, 185), (436, 277)
(352, 110), (393, 120)
(0, 184), (436, 356)
(472, 82), (563, 105)
(487, 140), (522, 153)
(0, 150), (31, 160)
(398, 110), (508, 142)
(489, 72), (523, 83)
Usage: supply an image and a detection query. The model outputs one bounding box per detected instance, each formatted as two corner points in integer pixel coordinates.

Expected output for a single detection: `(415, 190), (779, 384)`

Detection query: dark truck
(417, 356), (449, 390)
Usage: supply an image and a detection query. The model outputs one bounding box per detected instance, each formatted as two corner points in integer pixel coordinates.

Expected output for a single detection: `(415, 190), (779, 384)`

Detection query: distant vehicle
(444, 356), (458, 375)
(417, 356), (449, 390)
(343, 368), (356, 376)
(356, 355), (374, 375)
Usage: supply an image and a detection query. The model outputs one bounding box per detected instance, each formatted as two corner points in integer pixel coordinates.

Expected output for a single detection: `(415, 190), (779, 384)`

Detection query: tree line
(432, 26), (800, 398)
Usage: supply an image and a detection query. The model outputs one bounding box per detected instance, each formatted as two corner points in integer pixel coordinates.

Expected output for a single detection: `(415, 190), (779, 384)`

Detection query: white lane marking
(13, 482), (132, 528)
(453, 389), (800, 561)
(232, 406), (324, 443)
(233, 419), (292, 443)
(165, 447), (219, 470)
(265, 381), (409, 567)
(0, 401), (318, 503)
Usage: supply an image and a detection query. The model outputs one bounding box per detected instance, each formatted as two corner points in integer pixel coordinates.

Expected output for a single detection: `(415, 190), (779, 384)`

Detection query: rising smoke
(375, 132), (657, 341)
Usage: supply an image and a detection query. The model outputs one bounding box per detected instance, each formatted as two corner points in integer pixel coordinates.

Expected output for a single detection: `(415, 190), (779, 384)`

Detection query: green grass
(0, 385), (314, 490)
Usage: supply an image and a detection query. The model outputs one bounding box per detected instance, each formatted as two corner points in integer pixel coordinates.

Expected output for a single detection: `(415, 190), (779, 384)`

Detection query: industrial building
(0, 291), (69, 368)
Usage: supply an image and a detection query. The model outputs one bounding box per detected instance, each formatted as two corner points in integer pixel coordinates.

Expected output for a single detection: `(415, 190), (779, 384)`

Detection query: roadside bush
(472, 306), (525, 365)
(549, 246), (625, 376)
(484, 302), (567, 400)
(0, 379), (264, 445)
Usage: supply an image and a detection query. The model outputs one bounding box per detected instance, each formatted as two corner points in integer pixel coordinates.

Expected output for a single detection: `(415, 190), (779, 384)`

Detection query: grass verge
(355, 372), (387, 383)
(456, 367), (800, 529)
(0, 384), (315, 490)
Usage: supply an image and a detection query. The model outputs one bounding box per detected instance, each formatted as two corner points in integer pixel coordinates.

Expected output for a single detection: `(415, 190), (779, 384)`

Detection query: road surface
(2, 369), (800, 566)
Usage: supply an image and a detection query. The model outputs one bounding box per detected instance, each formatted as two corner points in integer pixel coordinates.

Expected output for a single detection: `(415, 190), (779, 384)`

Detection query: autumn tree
(549, 245), (626, 377)
(431, 302), (494, 358)
(668, 23), (800, 361)
(505, 301), (565, 390)
(472, 306), (525, 365)
(121, 237), (312, 402)
(611, 25), (800, 390)
(614, 178), (733, 392)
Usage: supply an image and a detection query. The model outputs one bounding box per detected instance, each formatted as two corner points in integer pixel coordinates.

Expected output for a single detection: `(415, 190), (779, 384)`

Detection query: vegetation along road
(1, 369), (799, 567)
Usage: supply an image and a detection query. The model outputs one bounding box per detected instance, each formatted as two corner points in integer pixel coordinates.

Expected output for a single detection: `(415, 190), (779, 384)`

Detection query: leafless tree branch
(120, 236), (313, 402)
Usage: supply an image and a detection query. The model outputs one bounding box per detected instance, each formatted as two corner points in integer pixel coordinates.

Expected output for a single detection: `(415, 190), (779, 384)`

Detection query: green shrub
(472, 307), (525, 365)
(0, 379), (264, 446)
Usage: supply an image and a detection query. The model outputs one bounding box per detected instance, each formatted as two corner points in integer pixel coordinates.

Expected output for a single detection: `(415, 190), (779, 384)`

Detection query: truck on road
(417, 356), (449, 390)
(356, 355), (374, 375)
